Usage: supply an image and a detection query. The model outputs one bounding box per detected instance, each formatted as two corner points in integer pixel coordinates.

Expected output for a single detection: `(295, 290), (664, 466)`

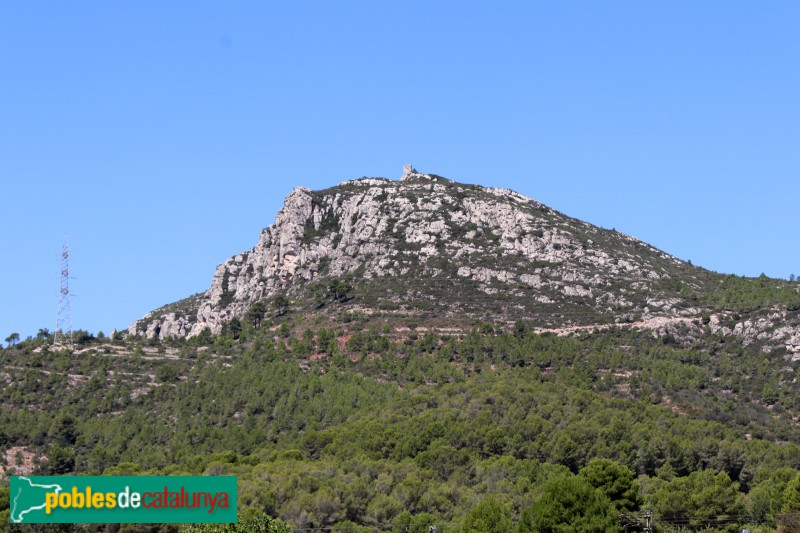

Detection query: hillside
(4, 169), (800, 531)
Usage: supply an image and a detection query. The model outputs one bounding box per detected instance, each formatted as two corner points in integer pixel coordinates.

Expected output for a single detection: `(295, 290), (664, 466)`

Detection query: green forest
(3, 290), (800, 531)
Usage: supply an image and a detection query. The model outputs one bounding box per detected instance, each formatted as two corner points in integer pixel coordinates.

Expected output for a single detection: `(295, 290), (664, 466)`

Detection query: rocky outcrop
(129, 169), (701, 339)
(709, 310), (800, 359)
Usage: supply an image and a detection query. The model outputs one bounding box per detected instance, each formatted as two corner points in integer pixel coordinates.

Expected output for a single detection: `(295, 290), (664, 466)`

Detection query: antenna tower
(55, 236), (73, 346)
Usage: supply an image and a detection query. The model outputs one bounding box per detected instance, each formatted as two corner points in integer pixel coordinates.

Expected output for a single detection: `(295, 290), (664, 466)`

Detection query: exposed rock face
(708, 310), (800, 359)
(129, 170), (706, 339)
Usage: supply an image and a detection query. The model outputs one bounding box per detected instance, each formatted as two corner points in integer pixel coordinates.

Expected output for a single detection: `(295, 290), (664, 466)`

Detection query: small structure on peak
(401, 164), (417, 180)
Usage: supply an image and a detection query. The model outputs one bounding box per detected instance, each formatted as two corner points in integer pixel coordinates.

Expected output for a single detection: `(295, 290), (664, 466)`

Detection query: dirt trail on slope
(533, 316), (699, 337)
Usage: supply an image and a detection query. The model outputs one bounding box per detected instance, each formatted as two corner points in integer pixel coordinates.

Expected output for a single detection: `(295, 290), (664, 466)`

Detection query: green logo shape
(9, 476), (237, 524)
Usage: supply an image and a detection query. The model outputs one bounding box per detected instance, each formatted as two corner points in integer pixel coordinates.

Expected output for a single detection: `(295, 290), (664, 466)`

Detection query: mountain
(7, 168), (800, 530)
(130, 166), (721, 340)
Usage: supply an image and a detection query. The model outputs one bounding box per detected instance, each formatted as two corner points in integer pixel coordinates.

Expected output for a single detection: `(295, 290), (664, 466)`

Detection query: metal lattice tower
(55, 236), (73, 347)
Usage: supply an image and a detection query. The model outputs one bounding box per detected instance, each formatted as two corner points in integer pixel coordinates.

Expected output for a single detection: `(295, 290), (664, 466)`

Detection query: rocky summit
(129, 167), (724, 340)
(127, 161), (800, 366)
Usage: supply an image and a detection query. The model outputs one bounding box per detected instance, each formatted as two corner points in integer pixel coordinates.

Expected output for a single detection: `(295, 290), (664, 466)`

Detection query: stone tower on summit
(401, 164), (417, 179)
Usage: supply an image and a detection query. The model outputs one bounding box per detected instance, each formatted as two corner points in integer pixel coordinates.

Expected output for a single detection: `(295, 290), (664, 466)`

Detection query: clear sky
(1, 2), (798, 340)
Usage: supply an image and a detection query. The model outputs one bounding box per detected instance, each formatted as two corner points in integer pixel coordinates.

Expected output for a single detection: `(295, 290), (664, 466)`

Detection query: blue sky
(1, 2), (798, 339)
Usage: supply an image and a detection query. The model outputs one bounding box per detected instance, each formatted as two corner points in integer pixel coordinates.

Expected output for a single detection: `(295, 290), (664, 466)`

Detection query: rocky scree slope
(130, 168), (715, 339)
